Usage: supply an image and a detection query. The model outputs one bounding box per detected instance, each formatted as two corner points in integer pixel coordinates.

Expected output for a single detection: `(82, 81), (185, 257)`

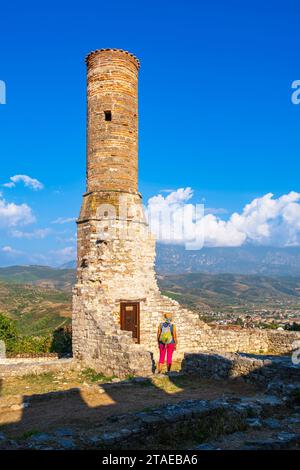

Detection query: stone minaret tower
(86, 48), (139, 194)
(73, 49), (206, 377)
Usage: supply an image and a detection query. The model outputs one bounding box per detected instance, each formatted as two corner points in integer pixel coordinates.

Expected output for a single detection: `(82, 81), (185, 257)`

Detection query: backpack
(159, 322), (173, 344)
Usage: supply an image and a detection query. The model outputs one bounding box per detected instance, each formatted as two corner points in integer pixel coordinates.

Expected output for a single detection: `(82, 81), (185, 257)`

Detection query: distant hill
(56, 245), (300, 276)
(0, 266), (74, 335)
(0, 265), (76, 291)
(0, 281), (72, 336)
(158, 272), (300, 312)
(155, 244), (300, 276)
(60, 260), (76, 269)
(0, 265), (300, 333)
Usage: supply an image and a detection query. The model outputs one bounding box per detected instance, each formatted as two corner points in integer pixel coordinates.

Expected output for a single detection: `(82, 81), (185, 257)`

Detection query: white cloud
(3, 174), (44, 190)
(204, 207), (228, 215)
(0, 196), (35, 227)
(0, 244), (76, 266)
(10, 228), (51, 239)
(1, 245), (23, 256)
(55, 234), (77, 243)
(51, 246), (76, 263)
(146, 188), (205, 248)
(146, 188), (300, 248)
(228, 191), (300, 247)
(147, 188), (193, 214)
(159, 188), (175, 193)
(52, 217), (76, 224)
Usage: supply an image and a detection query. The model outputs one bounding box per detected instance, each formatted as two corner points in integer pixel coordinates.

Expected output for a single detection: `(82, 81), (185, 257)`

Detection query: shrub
(285, 322), (300, 332)
(0, 313), (72, 356)
(7, 334), (52, 355)
(80, 368), (112, 383)
(0, 313), (18, 351)
(50, 325), (72, 354)
(291, 388), (300, 404)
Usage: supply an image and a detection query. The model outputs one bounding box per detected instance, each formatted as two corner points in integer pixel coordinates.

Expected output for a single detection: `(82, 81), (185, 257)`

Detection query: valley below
(0, 265), (300, 335)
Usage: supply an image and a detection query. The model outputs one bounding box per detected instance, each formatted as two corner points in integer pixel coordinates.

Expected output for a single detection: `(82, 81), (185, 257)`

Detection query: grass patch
(133, 379), (153, 387)
(80, 368), (113, 383)
(152, 375), (184, 394)
(21, 372), (55, 385)
(1, 371), (60, 397)
(191, 408), (247, 443)
(141, 406), (155, 413)
(19, 429), (40, 440)
(292, 388), (300, 404)
(125, 374), (136, 381)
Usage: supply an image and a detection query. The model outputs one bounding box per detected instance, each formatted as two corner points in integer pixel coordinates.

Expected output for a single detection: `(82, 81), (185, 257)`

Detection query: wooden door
(120, 302), (140, 343)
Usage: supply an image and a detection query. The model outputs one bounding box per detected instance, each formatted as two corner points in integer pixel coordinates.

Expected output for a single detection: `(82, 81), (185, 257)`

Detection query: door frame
(120, 301), (140, 344)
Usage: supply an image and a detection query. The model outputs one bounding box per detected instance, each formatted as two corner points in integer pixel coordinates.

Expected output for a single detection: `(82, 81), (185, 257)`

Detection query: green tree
(0, 313), (19, 350)
(50, 325), (72, 355)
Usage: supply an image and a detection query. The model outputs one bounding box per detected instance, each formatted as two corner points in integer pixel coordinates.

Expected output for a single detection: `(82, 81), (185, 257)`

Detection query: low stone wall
(0, 389), (287, 450)
(166, 323), (300, 367)
(0, 358), (78, 378)
(73, 300), (300, 376)
(265, 329), (300, 354)
(2, 324), (299, 379)
(193, 327), (300, 356)
(6, 353), (62, 359)
(80, 394), (283, 450)
(181, 352), (300, 393)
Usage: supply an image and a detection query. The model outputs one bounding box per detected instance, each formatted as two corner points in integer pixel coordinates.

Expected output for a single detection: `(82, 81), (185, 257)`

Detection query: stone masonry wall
(72, 202), (211, 375)
(72, 304), (154, 377)
(0, 358), (77, 378)
(181, 351), (300, 394)
(193, 327), (300, 356)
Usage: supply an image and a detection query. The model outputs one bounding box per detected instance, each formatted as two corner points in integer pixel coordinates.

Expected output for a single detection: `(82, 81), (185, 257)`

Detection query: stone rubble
(0, 392), (293, 450)
(182, 351), (300, 397)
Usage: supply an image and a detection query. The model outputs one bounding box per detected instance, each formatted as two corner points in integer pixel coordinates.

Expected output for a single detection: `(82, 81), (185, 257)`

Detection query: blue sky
(0, 0), (300, 265)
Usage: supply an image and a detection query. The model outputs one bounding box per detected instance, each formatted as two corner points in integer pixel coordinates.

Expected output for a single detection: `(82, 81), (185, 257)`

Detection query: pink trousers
(159, 343), (175, 366)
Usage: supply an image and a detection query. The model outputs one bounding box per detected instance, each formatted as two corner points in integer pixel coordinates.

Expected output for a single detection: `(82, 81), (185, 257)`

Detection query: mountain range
(155, 244), (300, 276)
(59, 245), (300, 276)
(158, 272), (300, 313)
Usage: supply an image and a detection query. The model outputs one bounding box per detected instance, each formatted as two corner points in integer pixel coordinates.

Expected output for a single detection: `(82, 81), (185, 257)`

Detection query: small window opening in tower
(104, 110), (112, 121)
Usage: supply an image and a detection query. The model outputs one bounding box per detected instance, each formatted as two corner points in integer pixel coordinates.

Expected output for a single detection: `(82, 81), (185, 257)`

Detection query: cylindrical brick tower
(86, 48), (140, 194)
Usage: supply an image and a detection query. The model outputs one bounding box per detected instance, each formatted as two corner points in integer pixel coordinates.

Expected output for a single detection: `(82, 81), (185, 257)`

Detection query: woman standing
(157, 313), (177, 373)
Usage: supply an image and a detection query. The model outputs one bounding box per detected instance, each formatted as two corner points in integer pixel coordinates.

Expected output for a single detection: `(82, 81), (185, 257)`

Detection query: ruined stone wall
(192, 327), (300, 356)
(182, 351), (300, 392)
(72, 195), (210, 375)
(264, 329), (300, 354)
(72, 301), (154, 377)
(0, 358), (77, 378)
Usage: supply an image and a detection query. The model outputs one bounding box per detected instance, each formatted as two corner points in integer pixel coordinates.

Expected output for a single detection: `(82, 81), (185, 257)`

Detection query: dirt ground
(0, 366), (260, 438)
